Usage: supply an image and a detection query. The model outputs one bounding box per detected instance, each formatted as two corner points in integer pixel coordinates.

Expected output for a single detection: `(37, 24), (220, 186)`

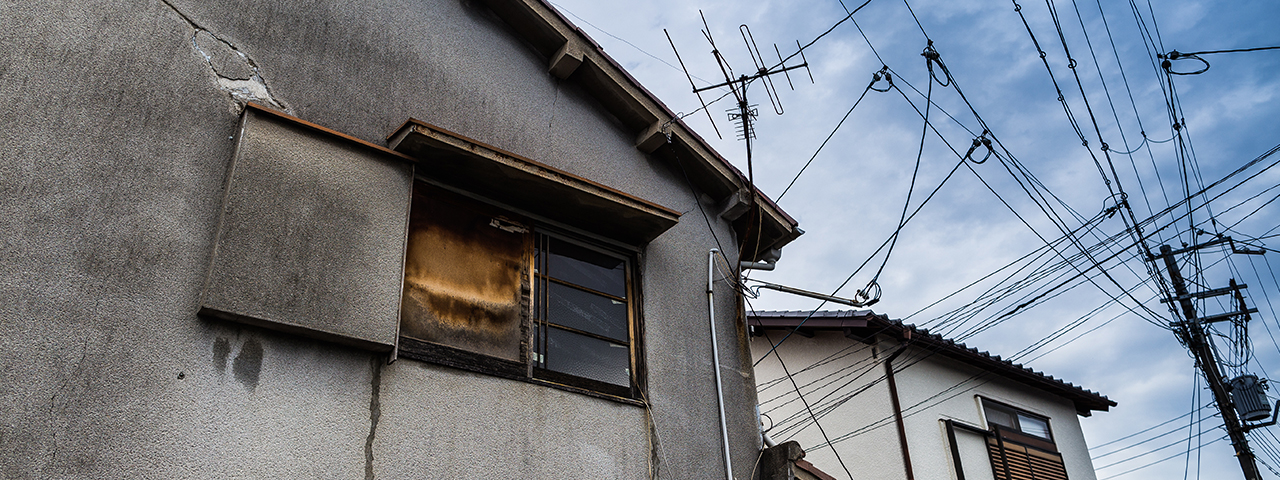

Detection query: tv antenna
(666, 11), (813, 192)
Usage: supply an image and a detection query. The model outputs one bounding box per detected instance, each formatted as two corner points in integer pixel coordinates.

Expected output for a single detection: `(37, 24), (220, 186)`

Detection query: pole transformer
(1157, 243), (1260, 480)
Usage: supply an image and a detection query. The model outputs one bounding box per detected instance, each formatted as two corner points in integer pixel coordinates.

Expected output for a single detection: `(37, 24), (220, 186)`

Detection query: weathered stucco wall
(0, 0), (761, 477)
(752, 332), (1099, 480)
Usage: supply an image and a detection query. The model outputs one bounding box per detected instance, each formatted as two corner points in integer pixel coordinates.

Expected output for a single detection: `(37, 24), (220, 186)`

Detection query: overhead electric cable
(777, 75), (879, 201)
(1168, 45), (1280, 57)
(1092, 404), (1213, 451)
(750, 299), (856, 480)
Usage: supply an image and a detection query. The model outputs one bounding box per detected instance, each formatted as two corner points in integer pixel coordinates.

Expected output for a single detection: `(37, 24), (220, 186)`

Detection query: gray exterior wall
(753, 331), (1099, 480)
(0, 0), (763, 478)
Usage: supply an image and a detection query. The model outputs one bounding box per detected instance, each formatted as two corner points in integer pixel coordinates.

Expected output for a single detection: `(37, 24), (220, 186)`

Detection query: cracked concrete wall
(0, 0), (762, 478)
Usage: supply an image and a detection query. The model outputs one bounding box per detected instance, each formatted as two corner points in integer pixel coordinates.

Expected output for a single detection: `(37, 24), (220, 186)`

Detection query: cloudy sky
(548, 0), (1280, 478)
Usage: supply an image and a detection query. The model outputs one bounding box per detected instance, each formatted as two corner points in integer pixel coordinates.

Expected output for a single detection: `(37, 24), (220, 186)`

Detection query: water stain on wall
(212, 335), (263, 391)
(232, 338), (263, 391)
(212, 337), (231, 374)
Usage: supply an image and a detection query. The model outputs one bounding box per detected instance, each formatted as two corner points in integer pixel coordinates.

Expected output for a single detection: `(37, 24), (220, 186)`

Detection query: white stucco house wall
(751, 310), (1115, 480)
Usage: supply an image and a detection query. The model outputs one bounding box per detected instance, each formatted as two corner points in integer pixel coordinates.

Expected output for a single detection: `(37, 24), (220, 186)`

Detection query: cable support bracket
(869, 66), (894, 92)
(743, 279), (877, 307)
(921, 42), (950, 87)
(1160, 51), (1211, 75)
(963, 130), (995, 164)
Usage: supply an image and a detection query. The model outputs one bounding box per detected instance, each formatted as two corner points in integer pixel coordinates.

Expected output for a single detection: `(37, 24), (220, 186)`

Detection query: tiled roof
(750, 310), (1115, 415)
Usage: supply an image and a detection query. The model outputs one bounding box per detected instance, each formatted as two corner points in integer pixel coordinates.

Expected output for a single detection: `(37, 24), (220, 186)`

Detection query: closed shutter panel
(200, 106), (415, 351)
(987, 437), (1069, 480)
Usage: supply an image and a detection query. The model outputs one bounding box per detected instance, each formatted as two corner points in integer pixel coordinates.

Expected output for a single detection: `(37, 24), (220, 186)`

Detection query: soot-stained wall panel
(201, 107), (414, 351)
(400, 183), (529, 361)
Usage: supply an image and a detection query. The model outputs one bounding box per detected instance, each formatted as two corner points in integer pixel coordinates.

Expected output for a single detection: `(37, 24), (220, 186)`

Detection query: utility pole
(1157, 242), (1261, 480)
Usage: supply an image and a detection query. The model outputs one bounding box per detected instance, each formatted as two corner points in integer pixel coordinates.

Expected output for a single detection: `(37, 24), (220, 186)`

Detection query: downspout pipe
(885, 345), (915, 480)
(709, 249), (734, 480)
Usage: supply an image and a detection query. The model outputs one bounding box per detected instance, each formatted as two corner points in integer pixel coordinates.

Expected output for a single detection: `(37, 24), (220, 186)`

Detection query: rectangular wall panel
(200, 108), (414, 351)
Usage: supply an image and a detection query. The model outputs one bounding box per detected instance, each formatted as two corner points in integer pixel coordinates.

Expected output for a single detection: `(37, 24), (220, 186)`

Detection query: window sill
(397, 336), (645, 407)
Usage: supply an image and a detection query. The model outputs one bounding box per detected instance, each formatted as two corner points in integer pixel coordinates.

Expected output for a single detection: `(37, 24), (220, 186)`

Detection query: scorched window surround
(384, 117), (682, 403)
(396, 180), (646, 402)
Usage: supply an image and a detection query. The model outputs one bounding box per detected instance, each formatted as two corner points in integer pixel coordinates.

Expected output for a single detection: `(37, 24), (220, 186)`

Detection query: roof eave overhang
(474, 0), (801, 260)
(750, 311), (1116, 415)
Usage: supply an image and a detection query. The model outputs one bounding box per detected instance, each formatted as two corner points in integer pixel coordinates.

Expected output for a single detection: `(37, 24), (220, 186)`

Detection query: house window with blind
(982, 399), (1070, 480)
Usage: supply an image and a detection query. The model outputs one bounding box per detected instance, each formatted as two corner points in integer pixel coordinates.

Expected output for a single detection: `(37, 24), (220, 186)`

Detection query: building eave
(750, 310), (1116, 416)
(474, 0), (801, 260)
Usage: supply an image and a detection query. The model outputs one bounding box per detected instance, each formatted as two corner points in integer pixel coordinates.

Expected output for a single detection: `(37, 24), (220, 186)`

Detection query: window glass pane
(548, 282), (628, 341)
(1017, 414), (1052, 440)
(545, 327), (630, 387)
(985, 406), (1016, 429)
(548, 237), (627, 298)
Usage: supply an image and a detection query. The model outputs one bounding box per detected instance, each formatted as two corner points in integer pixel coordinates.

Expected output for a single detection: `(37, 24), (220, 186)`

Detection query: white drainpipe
(709, 249), (734, 480)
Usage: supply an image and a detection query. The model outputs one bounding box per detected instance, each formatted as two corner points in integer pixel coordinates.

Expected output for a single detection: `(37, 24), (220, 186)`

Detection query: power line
(1092, 404), (1213, 451)
(777, 74), (881, 201)
(750, 298), (857, 480)
(1097, 435), (1224, 480)
(1169, 45), (1280, 57)
(549, 1), (717, 85)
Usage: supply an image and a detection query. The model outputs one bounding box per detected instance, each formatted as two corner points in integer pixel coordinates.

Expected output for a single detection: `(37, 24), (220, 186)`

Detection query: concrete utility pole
(1157, 243), (1261, 480)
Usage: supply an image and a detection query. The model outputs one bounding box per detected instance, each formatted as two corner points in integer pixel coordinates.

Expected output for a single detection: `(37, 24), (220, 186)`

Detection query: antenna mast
(668, 12), (813, 198)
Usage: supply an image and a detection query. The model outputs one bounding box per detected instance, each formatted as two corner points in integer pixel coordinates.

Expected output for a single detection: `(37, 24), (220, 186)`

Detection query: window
(532, 232), (635, 397)
(384, 117), (681, 402)
(398, 180), (642, 400)
(981, 399), (1068, 480)
(983, 399), (1053, 442)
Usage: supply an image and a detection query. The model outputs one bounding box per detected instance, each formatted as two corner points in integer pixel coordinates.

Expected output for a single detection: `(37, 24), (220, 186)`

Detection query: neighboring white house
(751, 310), (1115, 480)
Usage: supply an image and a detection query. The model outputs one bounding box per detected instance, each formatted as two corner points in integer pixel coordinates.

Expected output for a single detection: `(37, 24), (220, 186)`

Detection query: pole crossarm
(1156, 244), (1262, 480)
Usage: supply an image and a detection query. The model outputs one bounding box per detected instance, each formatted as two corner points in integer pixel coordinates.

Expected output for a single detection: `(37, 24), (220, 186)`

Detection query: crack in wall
(46, 337), (91, 469)
(159, 0), (289, 113)
(364, 356), (383, 480)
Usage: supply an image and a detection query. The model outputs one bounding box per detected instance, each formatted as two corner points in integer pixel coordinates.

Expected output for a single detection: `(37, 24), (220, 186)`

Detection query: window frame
(981, 398), (1057, 451)
(396, 178), (646, 404)
(530, 229), (639, 399)
(980, 398), (1069, 480)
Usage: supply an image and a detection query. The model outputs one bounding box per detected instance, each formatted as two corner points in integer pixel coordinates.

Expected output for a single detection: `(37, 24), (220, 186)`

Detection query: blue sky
(549, 0), (1280, 478)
